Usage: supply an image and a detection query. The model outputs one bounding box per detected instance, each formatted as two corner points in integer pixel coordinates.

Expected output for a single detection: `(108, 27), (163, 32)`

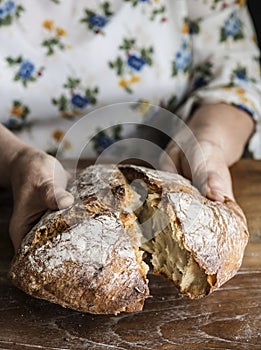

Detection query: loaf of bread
(10, 164), (249, 314)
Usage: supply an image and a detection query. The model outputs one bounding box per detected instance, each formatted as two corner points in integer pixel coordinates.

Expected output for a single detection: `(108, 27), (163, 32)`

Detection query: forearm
(0, 125), (28, 187)
(188, 103), (255, 166)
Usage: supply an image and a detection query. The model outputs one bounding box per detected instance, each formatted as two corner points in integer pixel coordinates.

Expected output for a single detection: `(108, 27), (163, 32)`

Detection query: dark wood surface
(0, 159), (260, 350)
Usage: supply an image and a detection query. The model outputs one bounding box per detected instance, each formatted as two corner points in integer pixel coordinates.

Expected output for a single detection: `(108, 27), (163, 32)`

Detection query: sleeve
(178, 0), (261, 158)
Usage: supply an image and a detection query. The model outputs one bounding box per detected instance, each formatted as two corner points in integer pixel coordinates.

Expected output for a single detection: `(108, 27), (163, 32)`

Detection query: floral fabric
(0, 0), (261, 157)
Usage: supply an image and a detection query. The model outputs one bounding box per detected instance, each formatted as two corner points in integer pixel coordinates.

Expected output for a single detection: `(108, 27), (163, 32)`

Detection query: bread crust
(10, 164), (249, 313)
(10, 165), (149, 315)
(120, 165), (249, 296)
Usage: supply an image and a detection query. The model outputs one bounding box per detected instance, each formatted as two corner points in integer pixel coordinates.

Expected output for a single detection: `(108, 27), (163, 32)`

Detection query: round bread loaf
(10, 164), (249, 314)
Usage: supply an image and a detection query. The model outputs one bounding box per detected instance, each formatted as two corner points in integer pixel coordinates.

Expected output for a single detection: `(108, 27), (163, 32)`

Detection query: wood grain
(0, 159), (260, 350)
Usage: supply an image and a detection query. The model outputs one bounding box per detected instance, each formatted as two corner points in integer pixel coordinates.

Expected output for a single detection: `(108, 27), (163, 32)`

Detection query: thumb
(203, 170), (234, 202)
(159, 142), (181, 173)
(40, 180), (74, 210)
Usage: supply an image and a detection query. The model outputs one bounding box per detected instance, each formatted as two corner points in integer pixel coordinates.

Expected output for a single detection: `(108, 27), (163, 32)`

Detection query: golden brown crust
(10, 165), (149, 315)
(10, 164), (249, 314)
(120, 165), (249, 296)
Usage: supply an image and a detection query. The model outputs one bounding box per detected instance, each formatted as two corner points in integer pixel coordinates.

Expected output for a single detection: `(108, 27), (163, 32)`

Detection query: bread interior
(125, 179), (210, 298)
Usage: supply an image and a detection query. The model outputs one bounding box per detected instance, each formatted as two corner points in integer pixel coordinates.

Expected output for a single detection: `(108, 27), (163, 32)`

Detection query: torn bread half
(120, 165), (249, 299)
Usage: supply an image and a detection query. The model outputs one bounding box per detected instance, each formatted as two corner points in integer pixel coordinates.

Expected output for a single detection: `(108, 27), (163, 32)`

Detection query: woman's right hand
(9, 147), (74, 252)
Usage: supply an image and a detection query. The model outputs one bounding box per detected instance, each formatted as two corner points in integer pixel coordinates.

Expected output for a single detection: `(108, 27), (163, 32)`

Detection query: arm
(0, 124), (27, 187)
(161, 103), (254, 201)
(161, 0), (260, 201)
(0, 124), (74, 251)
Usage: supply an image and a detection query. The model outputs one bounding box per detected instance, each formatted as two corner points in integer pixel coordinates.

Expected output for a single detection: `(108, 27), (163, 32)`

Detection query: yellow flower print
(235, 88), (245, 95)
(130, 74), (141, 83)
(42, 20), (54, 31)
(52, 129), (65, 142)
(118, 75), (141, 89)
(223, 86), (247, 96)
(239, 96), (249, 104)
(236, 0), (246, 7)
(10, 105), (24, 117)
(48, 129), (72, 156)
(63, 140), (72, 150)
(239, 96), (254, 107)
(181, 23), (189, 35)
(42, 20), (70, 55)
(222, 86), (233, 91)
(71, 108), (84, 116)
(118, 77), (130, 88)
(56, 26), (67, 37)
(135, 99), (151, 116)
(52, 129), (72, 149)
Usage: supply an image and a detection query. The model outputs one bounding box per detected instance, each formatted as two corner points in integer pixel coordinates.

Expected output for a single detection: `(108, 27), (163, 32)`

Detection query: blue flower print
(19, 60), (35, 79)
(6, 55), (44, 87)
(71, 94), (89, 109)
(172, 39), (192, 76)
(127, 54), (146, 72)
(52, 76), (98, 118)
(0, 7), (5, 19)
(175, 52), (191, 71)
(235, 69), (247, 81)
(220, 11), (243, 42)
(81, 3), (113, 35)
(96, 133), (114, 151)
(0, 1), (23, 26)
(92, 125), (122, 155)
(232, 65), (255, 84)
(193, 76), (207, 88)
(89, 14), (109, 28)
(5, 1), (16, 13)
(0, 1), (16, 20)
(224, 14), (241, 37)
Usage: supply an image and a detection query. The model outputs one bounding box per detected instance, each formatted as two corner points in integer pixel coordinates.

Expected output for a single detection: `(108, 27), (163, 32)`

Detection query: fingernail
(58, 193), (74, 208)
(208, 190), (225, 202)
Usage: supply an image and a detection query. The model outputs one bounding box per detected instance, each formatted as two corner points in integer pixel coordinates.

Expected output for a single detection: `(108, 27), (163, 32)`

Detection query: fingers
(40, 180), (74, 210)
(161, 139), (234, 203)
(159, 141), (181, 173)
(9, 151), (74, 252)
(9, 209), (43, 253)
(188, 141), (234, 202)
(203, 169), (234, 202)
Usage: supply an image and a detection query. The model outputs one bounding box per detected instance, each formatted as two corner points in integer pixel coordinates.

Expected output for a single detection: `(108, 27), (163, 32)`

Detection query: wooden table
(0, 159), (260, 350)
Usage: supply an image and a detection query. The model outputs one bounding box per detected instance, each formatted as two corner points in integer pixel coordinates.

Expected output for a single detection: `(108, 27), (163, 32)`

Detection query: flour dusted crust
(10, 164), (249, 314)
(10, 165), (149, 315)
(119, 165), (249, 298)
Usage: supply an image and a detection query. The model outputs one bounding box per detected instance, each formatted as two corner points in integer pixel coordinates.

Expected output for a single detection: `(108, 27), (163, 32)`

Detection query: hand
(160, 138), (234, 202)
(160, 103), (254, 202)
(9, 147), (74, 252)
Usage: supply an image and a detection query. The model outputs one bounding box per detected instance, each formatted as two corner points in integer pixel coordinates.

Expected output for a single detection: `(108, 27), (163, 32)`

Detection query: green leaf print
(42, 37), (65, 56)
(101, 1), (113, 17)
(63, 77), (80, 91)
(119, 38), (136, 52)
(52, 94), (68, 113)
(109, 57), (124, 76)
(150, 5), (165, 21)
(140, 47), (154, 66)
